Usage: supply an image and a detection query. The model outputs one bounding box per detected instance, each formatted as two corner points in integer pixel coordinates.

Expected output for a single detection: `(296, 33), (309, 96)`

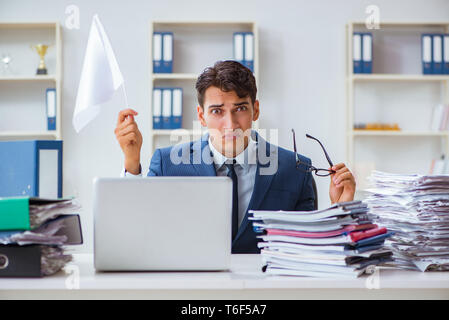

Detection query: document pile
(249, 201), (394, 278)
(365, 171), (449, 272)
(0, 197), (83, 277)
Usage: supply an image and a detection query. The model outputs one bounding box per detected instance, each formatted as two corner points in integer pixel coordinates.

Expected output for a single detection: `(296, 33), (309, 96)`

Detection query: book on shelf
(233, 32), (254, 72)
(353, 32), (372, 74)
(422, 33), (449, 75)
(153, 87), (183, 130)
(429, 155), (448, 175)
(430, 104), (449, 131)
(153, 32), (173, 73)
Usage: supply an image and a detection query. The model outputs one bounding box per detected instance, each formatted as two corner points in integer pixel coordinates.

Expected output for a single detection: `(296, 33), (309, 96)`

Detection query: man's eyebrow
(207, 104), (224, 109)
(234, 101), (249, 106)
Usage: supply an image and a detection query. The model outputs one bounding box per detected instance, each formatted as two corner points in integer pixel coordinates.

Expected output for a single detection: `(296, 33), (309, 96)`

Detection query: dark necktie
(225, 160), (239, 241)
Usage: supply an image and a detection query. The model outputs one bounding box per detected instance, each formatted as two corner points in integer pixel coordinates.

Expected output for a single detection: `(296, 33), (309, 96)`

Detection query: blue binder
(161, 88), (172, 129)
(171, 88), (183, 129)
(162, 32), (173, 73)
(152, 32), (163, 73)
(233, 32), (245, 67)
(45, 88), (56, 131)
(353, 32), (362, 74)
(444, 34), (449, 74)
(0, 140), (63, 198)
(361, 33), (372, 74)
(152, 88), (162, 129)
(422, 34), (433, 74)
(433, 34), (443, 74)
(243, 32), (254, 72)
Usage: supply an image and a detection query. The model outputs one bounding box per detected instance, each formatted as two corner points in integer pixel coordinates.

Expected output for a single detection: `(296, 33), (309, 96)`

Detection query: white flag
(73, 14), (125, 133)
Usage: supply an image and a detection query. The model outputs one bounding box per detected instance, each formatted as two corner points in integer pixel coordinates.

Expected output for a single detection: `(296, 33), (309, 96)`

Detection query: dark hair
(195, 60), (257, 107)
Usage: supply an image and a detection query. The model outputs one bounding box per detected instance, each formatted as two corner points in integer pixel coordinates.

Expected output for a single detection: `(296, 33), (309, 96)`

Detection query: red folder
(265, 224), (377, 238)
(348, 227), (387, 242)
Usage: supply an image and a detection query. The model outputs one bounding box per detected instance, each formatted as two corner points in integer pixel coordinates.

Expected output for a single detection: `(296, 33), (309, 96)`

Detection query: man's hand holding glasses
(292, 129), (356, 205)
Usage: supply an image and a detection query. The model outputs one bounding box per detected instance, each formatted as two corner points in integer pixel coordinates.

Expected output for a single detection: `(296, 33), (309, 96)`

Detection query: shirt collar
(208, 136), (257, 172)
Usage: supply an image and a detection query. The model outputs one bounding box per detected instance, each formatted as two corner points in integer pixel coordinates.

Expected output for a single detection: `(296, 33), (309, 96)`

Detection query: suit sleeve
(294, 161), (316, 212)
(147, 149), (163, 176)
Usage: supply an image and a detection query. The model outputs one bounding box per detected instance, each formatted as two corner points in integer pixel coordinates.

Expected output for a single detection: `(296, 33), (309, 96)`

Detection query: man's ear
(252, 100), (260, 121)
(197, 105), (207, 127)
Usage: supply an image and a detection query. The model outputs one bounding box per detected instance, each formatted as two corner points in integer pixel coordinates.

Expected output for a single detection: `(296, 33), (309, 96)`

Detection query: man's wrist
(125, 159), (141, 175)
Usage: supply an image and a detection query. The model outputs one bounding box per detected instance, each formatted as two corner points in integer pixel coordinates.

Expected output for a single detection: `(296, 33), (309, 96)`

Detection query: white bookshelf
(0, 22), (62, 140)
(148, 20), (259, 153)
(346, 21), (449, 191)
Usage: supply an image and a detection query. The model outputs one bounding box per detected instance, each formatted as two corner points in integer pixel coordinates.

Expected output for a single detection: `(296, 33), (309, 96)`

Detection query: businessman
(114, 60), (356, 253)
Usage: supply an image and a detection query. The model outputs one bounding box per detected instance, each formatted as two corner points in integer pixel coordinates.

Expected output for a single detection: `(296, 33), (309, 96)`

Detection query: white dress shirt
(208, 137), (257, 228)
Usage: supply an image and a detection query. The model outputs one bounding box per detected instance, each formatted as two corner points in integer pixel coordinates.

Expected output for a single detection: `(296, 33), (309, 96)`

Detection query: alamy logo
(365, 5), (380, 30)
(65, 5), (80, 30)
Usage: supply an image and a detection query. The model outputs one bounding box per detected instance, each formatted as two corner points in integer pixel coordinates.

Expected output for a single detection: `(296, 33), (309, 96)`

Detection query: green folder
(0, 197), (30, 231)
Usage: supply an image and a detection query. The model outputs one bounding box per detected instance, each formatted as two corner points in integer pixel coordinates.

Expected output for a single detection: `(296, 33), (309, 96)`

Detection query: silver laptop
(93, 176), (232, 271)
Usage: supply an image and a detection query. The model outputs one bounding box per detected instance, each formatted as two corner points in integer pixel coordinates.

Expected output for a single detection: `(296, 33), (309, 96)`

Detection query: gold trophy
(31, 44), (52, 75)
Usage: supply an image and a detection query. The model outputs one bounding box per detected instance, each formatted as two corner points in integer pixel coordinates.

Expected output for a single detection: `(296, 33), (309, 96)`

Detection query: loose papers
(365, 170), (449, 272)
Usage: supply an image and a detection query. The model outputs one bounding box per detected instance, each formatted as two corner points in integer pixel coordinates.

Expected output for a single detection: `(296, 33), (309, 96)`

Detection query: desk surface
(1, 254), (448, 299)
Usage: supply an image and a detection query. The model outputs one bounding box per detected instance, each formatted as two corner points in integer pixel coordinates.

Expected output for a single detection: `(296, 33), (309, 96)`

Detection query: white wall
(1, 0), (449, 253)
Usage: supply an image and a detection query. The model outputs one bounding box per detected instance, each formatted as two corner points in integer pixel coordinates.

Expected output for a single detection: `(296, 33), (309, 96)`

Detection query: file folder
(0, 140), (62, 198)
(433, 34), (443, 74)
(444, 34), (449, 74)
(153, 32), (163, 73)
(0, 197), (30, 231)
(0, 213), (83, 244)
(46, 88), (56, 131)
(233, 32), (244, 66)
(171, 88), (183, 129)
(152, 88), (162, 129)
(362, 33), (372, 73)
(353, 32), (362, 74)
(422, 34), (433, 74)
(162, 32), (173, 73)
(244, 32), (254, 72)
(162, 88), (172, 129)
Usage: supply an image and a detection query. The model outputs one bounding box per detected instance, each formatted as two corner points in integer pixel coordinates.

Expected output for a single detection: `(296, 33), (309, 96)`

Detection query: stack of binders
(233, 32), (254, 72)
(153, 87), (183, 130)
(422, 34), (449, 75)
(249, 201), (394, 278)
(366, 171), (449, 272)
(353, 32), (373, 74)
(153, 32), (174, 73)
(0, 196), (83, 277)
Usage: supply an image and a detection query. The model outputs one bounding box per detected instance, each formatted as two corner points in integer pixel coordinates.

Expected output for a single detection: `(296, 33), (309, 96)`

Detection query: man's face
(197, 86), (260, 158)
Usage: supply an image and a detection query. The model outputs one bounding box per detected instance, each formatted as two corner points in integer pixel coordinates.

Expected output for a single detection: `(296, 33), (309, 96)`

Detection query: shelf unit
(346, 21), (449, 189)
(148, 21), (259, 153)
(0, 22), (62, 140)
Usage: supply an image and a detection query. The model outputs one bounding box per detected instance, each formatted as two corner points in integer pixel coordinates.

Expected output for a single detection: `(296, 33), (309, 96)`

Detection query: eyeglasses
(292, 129), (337, 177)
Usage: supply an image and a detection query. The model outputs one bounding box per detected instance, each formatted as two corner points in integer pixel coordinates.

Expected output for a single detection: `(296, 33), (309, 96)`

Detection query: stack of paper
(365, 171), (449, 272)
(249, 201), (394, 278)
(0, 197), (83, 277)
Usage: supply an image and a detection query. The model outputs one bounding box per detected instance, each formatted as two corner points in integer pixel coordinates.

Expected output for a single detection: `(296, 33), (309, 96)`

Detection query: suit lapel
(233, 132), (277, 243)
(191, 133), (217, 177)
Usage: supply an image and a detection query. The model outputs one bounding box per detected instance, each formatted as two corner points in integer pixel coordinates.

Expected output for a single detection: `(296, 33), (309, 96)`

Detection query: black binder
(0, 214), (83, 277)
(0, 245), (42, 277)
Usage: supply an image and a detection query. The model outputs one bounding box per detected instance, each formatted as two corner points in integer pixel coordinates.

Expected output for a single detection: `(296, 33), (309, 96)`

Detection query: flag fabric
(73, 14), (125, 133)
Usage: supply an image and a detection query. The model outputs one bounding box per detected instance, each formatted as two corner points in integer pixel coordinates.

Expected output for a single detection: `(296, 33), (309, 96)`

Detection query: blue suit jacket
(147, 131), (316, 254)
